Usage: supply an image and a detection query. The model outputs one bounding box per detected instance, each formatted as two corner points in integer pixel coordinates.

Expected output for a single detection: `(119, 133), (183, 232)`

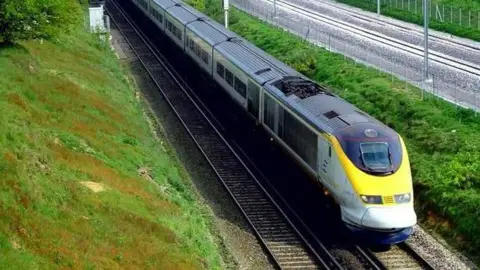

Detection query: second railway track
(261, 0), (480, 76)
(105, 0), (437, 269)
(106, 0), (340, 269)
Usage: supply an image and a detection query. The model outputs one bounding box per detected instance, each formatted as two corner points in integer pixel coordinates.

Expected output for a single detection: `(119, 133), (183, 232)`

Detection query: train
(128, 0), (417, 245)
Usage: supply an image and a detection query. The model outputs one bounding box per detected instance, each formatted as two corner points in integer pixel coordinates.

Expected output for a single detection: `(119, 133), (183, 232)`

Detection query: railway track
(300, 0), (480, 53)
(262, 0), (480, 77)
(105, 0), (437, 269)
(105, 0), (340, 269)
(369, 242), (435, 269)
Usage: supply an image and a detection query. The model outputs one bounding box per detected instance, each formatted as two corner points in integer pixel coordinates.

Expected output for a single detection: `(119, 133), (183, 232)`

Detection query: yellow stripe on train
(329, 135), (413, 203)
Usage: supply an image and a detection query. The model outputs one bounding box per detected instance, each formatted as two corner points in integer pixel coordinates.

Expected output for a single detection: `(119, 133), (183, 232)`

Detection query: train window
(197, 45), (202, 58)
(234, 77), (246, 97)
(217, 63), (225, 78)
(247, 80), (260, 117)
(329, 146), (331, 157)
(360, 142), (391, 171)
(155, 10), (163, 23)
(166, 20), (171, 31)
(277, 106), (284, 138)
(334, 124), (402, 174)
(189, 39), (195, 51)
(225, 69), (234, 86)
(195, 44), (201, 56)
(174, 26), (182, 40)
(201, 50), (209, 64)
(263, 94), (275, 130)
(192, 43), (197, 54)
(283, 110), (318, 170)
(166, 21), (181, 40)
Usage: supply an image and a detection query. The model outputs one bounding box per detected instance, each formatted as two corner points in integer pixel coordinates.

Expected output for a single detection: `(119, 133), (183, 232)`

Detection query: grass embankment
(190, 0), (480, 261)
(0, 23), (224, 269)
(334, 0), (480, 41)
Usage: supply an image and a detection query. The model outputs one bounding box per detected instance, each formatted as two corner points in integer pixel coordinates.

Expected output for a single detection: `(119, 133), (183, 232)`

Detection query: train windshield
(359, 142), (392, 171)
(334, 124), (402, 175)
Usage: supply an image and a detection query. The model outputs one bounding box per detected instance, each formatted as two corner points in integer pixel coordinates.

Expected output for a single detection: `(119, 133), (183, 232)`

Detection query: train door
(247, 79), (260, 120)
(318, 136), (333, 190)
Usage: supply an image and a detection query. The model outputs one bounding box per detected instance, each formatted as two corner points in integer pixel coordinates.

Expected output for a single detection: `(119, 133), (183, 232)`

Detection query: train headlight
(360, 195), (382, 204)
(394, 193), (412, 203)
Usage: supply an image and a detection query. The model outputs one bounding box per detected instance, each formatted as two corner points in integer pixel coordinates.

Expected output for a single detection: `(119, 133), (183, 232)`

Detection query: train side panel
(149, 1), (165, 30)
(212, 49), (249, 107)
(134, 0), (150, 14)
(185, 29), (213, 75)
(164, 12), (187, 50)
(261, 91), (320, 178)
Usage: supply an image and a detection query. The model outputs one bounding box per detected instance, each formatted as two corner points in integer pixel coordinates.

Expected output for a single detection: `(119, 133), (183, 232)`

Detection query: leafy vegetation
(0, 13), (224, 269)
(334, 0), (480, 41)
(190, 0), (480, 260)
(0, 0), (82, 43)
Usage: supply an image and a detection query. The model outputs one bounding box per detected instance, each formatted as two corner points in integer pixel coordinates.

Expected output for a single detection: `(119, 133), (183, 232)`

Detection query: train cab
(332, 123), (417, 244)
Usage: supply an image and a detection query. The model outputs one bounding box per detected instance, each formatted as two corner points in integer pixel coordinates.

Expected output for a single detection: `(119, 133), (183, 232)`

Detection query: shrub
(0, 0), (82, 43)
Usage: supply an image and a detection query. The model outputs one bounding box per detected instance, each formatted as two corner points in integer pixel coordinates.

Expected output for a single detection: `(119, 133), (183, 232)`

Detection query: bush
(0, 0), (82, 43)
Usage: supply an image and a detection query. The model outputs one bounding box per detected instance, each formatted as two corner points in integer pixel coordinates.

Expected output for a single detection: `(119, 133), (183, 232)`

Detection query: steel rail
(105, 0), (341, 269)
(261, 0), (480, 76)
(399, 242), (436, 269)
(366, 242), (436, 269)
(354, 246), (387, 270)
(309, 0), (480, 52)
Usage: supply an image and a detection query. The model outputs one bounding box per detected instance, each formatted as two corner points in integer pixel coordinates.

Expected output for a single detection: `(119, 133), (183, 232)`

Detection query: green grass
(0, 23), (224, 269)
(190, 0), (480, 262)
(335, 0), (480, 41)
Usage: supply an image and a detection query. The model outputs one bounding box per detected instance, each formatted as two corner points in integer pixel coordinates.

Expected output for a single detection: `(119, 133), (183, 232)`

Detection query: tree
(0, 0), (82, 44)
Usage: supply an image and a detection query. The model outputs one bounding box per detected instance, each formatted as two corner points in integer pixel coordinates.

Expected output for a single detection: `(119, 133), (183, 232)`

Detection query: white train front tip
(361, 205), (417, 230)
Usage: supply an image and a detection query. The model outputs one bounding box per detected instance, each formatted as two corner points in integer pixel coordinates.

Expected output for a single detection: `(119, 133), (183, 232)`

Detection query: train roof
(186, 11), (299, 79)
(187, 18), (235, 45)
(152, 0), (180, 9)
(215, 39), (288, 85)
(200, 15), (239, 39)
(265, 78), (384, 133)
(239, 40), (302, 78)
(165, 3), (204, 24)
(170, 3), (391, 136)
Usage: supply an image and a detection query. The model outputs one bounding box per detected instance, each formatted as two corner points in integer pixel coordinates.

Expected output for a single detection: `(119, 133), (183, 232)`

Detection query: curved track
(106, 0), (339, 269)
(105, 0), (437, 269)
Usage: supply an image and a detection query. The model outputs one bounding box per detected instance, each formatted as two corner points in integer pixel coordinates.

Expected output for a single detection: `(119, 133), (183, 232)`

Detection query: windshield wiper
(387, 148), (395, 173)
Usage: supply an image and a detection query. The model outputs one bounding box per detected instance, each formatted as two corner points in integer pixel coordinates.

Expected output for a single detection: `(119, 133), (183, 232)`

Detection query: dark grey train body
(131, 0), (417, 245)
